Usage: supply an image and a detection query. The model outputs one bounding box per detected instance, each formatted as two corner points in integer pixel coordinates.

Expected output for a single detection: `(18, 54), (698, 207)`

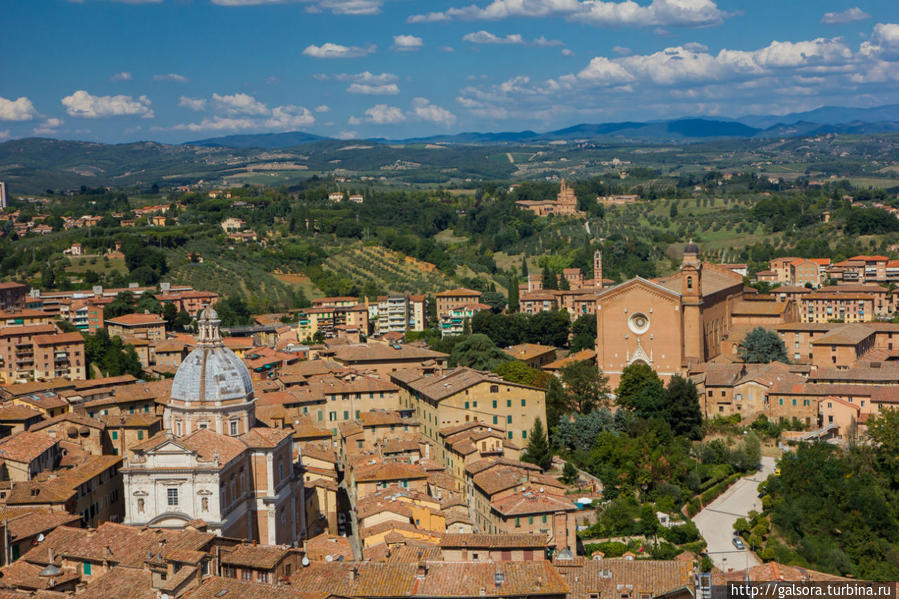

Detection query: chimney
(416, 561), (428, 578)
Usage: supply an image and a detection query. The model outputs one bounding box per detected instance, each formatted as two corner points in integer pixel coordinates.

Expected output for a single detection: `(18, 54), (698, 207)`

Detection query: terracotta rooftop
(391, 367), (537, 403)
(491, 488), (576, 516)
(435, 288), (481, 298)
(186, 576), (328, 599)
(558, 558), (694, 599)
(440, 533), (548, 549)
(503, 343), (557, 361)
(77, 566), (157, 599)
(220, 544), (293, 569)
(303, 533), (353, 562)
(6, 511), (80, 542)
(0, 324), (56, 338)
(0, 405), (43, 422)
(0, 559), (80, 591)
(332, 344), (447, 364)
(106, 312), (165, 326)
(354, 461), (428, 483)
(0, 431), (57, 463)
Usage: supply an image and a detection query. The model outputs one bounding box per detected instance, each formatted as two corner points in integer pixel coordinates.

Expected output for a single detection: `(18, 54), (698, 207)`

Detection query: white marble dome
(170, 345), (254, 403)
(170, 306), (254, 404)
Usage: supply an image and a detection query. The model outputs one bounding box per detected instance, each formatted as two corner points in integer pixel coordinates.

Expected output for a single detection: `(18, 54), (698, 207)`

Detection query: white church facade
(121, 307), (306, 544)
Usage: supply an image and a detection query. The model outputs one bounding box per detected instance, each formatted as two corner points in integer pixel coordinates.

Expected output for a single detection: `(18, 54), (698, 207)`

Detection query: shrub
(583, 541), (627, 558)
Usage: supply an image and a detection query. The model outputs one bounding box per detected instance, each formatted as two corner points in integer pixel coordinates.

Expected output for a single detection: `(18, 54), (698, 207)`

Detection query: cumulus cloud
(61, 90), (154, 118)
(409, 97), (456, 126)
(212, 92), (268, 115)
(179, 96), (207, 111)
(0, 96), (39, 121)
(209, 0), (383, 12)
(336, 130), (359, 139)
(860, 23), (899, 59)
(110, 71), (132, 81)
(172, 93), (315, 132)
(315, 104), (331, 112)
(334, 71), (397, 83)
(822, 7), (870, 25)
(393, 35), (423, 51)
(411, 0), (727, 28)
(303, 43), (376, 58)
(153, 73), (189, 83)
(463, 30), (524, 44)
(562, 48), (574, 56)
(347, 83), (400, 95)
(363, 104), (406, 124)
(454, 26), (899, 125)
(33, 117), (63, 135)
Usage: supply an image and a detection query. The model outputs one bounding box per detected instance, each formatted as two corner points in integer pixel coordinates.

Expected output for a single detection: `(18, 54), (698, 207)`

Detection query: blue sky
(1, 0), (898, 143)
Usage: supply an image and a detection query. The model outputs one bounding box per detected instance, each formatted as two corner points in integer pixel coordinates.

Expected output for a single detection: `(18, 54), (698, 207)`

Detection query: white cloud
(410, 0), (727, 28)
(173, 116), (256, 132)
(153, 73), (189, 83)
(562, 48), (574, 56)
(110, 71), (132, 81)
(212, 92), (268, 115)
(334, 71), (397, 83)
(179, 96), (207, 111)
(613, 45), (633, 55)
(315, 105), (331, 112)
(265, 105), (315, 128)
(409, 97), (456, 126)
(303, 43), (376, 58)
(364, 104), (406, 124)
(61, 90), (154, 118)
(463, 30), (525, 44)
(860, 23), (899, 59)
(439, 46), (456, 52)
(0, 130), (9, 140)
(393, 35), (423, 51)
(337, 130), (359, 139)
(209, 0), (383, 13)
(33, 117), (63, 135)
(534, 36), (564, 47)
(347, 83), (401, 95)
(822, 7), (870, 25)
(0, 96), (39, 121)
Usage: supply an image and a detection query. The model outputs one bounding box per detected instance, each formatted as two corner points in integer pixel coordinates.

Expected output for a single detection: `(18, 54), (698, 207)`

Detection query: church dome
(683, 240), (699, 254)
(170, 306), (254, 404)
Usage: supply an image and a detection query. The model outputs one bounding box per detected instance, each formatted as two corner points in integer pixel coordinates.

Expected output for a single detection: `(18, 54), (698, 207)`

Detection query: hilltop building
(515, 179), (582, 217)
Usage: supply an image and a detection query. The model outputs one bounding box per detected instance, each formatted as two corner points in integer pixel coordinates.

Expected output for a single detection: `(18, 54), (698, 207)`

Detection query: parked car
(732, 537), (745, 550)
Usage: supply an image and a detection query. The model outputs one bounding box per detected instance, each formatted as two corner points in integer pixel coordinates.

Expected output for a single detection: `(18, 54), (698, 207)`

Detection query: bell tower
(593, 249), (603, 287)
(681, 241), (703, 364)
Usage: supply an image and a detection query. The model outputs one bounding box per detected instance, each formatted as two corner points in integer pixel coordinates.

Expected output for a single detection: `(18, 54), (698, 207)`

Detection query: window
(528, 516), (534, 524)
(343, 410), (349, 420)
(508, 431), (513, 439)
(111, 431), (118, 440)
(493, 416), (498, 425)
(230, 421), (238, 436)
(176, 421), (182, 436)
(167, 487), (179, 506)
(506, 400), (511, 408)
(522, 430), (527, 439)
(521, 399), (526, 407)
(514, 517), (520, 527)
(492, 400), (497, 408)
(464, 401), (469, 409)
(242, 570), (253, 581)
(490, 385), (499, 393)
(329, 411), (336, 421)
(507, 415), (512, 424)
(137, 430), (144, 440)
(542, 514), (547, 523)
(258, 572), (269, 583)
(83, 562), (92, 576)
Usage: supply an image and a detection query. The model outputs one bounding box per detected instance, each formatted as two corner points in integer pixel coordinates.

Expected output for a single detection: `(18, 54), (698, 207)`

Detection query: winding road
(692, 456), (777, 572)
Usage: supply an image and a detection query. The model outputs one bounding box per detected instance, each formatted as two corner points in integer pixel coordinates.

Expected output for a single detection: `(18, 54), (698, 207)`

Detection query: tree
(521, 258), (529, 278)
(449, 334), (511, 371)
(545, 377), (568, 433)
(172, 309), (192, 331)
(664, 375), (703, 439)
(482, 291), (507, 313)
(616, 363), (664, 408)
(561, 462), (579, 485)
(507, 275), (519, 313)
(558, 360), (610, 413)
(570, 314), (596, 352)
(526, 310), (570, 347)
(541, 265), (557, 290)
(522, 418), (552, 470)
(493, 360), (549, 387)
(738, 327), (788, 363)
(215, 296), (252, 327)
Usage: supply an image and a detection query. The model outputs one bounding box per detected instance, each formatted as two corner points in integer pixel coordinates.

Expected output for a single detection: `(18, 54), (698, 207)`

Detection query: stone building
(595, 242), (747, 386)
(121, 307), (305, 544)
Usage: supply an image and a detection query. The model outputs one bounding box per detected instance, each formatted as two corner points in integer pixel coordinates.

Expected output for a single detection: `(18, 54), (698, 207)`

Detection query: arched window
(687, 276), (693, 290)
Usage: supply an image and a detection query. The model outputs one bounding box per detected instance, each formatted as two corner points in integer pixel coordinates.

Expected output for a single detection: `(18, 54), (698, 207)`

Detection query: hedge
(583, 541), (627, 558)
(686, 498), (701, 517)
(700, 473), (741, 505)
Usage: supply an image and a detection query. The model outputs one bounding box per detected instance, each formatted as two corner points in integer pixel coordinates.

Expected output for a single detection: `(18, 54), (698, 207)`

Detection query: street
(692, 456), (777, 572)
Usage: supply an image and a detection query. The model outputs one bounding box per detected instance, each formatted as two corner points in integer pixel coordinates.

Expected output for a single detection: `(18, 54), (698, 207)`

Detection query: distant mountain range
(183, 104), (899, 149)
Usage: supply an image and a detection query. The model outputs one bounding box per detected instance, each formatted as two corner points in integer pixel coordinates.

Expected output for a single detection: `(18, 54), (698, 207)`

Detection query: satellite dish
(301, 556), (310, 567)
(325, 555), (333, 562)
(36, 533), (45, 542)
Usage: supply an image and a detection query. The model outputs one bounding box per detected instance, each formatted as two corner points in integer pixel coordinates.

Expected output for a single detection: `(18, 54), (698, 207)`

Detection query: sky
(1, 0), (898, 143)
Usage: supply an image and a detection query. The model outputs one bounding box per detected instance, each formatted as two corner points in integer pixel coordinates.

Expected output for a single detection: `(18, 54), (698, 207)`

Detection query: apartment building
(799, 292), (874, 323)
(106, 312), (166, 341)
(0, 325), (86, 384)
(435, 288), (483, 320)
(0, 282), (26, 312)
(58, 299), (105, 332)
(391, 367), (547, 446)
(439, 302), (490, 337)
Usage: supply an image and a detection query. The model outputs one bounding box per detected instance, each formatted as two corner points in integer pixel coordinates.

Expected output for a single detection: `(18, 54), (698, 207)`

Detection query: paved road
(692, 456), (776, 572)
